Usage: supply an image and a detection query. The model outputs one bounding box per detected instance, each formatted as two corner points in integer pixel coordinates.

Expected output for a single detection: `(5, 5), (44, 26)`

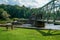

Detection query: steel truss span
(37, 0), (60, 23)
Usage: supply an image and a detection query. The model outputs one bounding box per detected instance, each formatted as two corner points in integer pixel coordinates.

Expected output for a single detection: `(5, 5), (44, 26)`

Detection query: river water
(45, 23), (60, 30)
(16, 23), (60, 30)
(22, 23), (60, 30)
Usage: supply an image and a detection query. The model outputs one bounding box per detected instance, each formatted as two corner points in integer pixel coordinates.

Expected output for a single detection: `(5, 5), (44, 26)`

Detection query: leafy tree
(0, 8), (4, 19)
(1, 11), (10, 20)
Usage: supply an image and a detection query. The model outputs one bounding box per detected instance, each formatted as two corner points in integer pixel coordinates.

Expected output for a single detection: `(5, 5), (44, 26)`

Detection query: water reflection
(16, 23), (60, 30)
(45, 23), (60, 30)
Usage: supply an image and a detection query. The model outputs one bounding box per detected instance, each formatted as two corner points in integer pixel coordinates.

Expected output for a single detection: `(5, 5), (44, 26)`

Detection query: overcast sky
(0, 0), (51, 8)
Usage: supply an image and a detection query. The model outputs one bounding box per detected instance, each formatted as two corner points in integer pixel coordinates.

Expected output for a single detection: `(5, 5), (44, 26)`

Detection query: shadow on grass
(36, 29), (60, 36)
(0, 29), (8, 32)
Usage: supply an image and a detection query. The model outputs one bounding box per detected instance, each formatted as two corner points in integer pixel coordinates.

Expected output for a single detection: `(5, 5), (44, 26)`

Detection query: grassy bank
(0, 27), (60, 40)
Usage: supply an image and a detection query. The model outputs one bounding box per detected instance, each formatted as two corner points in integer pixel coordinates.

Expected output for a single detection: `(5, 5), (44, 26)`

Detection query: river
(45, 23), (60, 30)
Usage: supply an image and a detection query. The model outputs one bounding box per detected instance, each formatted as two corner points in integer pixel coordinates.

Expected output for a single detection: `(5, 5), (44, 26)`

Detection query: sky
(0, 0), (51, 8)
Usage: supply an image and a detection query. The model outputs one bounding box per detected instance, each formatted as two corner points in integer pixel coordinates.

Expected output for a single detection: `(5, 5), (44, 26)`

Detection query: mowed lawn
(0, 27), (60, 40)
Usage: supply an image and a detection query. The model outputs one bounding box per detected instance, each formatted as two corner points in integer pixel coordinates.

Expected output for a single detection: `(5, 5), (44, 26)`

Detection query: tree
(0, 8), (4, 19)
(1, 11), (10, 20)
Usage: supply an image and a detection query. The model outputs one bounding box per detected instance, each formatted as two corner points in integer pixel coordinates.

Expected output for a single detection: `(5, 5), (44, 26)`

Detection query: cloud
(16, 0), (51, 8)
(0, 0), (8, 4)
(0, 0), (51, 8)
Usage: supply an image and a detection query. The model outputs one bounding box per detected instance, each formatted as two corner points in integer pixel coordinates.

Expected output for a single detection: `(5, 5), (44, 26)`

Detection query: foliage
(0, 4), (60, 20)
(0, 8), (10, 21)
(0, 4), (40, 19)
(2, 11), (10, 18)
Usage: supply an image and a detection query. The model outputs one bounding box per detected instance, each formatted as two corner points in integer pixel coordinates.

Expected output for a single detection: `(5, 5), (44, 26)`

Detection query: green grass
(0, 27), (60, 40)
